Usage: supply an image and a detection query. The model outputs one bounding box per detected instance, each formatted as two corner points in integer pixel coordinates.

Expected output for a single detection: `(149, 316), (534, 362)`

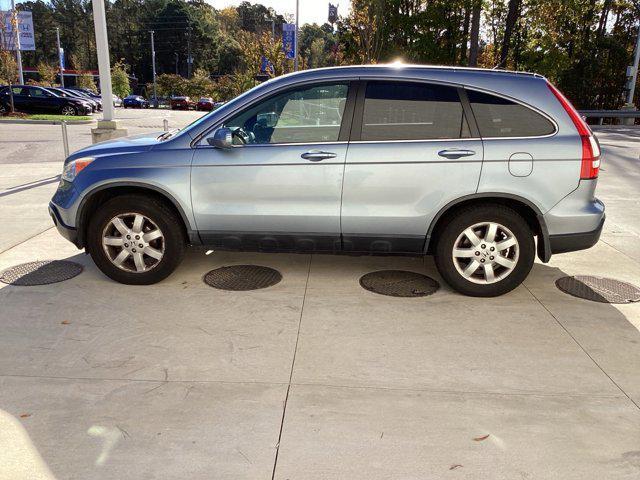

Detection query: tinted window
(224, 83), (348, 144)
(29, 87), (49, 97)
(361, 82), (469, 141)
(467, 90), (555, 137)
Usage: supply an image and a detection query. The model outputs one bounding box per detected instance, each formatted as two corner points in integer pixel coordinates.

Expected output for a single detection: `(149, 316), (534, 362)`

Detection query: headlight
(62, 157), (94, 182)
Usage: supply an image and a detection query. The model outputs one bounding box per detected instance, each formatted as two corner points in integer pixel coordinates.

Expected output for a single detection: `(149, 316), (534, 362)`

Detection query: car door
(27, 87), (56, 113)
(341, 80), (484, 253)
(191, 81), (355, 252)
(8, 87), (31, 112)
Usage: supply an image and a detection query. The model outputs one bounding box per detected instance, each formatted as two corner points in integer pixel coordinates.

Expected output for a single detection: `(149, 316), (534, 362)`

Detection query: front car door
(191, 81), (355, 252)
(26, 87), (56, 113)
(341, 80), (484, 253)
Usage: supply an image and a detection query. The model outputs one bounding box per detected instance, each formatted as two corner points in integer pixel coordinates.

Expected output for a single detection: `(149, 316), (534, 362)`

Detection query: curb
(0, 119), (96, 125)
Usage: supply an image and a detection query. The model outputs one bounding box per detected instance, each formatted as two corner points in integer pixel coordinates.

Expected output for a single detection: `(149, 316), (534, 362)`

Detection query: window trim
(193, 80), (357, 148)
(464, 86), (559, 140)
(350, 79), (476, 143)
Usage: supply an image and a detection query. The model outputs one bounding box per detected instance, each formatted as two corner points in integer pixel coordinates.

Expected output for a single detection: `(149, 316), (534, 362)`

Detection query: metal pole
(163, 118), (168, 132)
(175, 52), (179, 75)
(626, 22), (640, 106)
(61, 121), (69, 158)
(151, 30), (157, 108)
(56, 27), (64, 87)
(187, 26), (192, 78)
(294, 0), (299, 71)
(91, 0), (115, 121)
(11, 0), (24, 84)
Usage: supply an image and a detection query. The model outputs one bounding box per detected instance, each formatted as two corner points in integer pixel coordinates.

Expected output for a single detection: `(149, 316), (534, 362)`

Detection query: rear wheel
(87, 195), (186, 285)
(434, 204), (535, 297)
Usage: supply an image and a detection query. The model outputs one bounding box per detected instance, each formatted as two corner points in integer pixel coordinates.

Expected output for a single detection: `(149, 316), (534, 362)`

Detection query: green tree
(36, 61), (58, 86)
(111, 60), (131, 98)
(77, 72), (97, 92)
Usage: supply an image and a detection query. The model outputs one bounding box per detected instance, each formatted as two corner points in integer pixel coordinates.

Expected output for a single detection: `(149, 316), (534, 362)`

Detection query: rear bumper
(49, 202), (79, 247)
(549, 215), (604, 254)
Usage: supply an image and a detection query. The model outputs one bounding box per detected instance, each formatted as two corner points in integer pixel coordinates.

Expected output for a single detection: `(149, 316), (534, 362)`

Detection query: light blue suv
(49, 65), (604, 296)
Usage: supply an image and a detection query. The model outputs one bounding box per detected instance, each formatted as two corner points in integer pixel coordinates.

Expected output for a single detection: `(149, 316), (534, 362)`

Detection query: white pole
(91, 0), (114, 121)
(11, 0), (24, 84)
(626, 22), (640, 106)
(294, 0), (299, 71)
(151, 30), (157, 108)
(56, 27), (64, 87)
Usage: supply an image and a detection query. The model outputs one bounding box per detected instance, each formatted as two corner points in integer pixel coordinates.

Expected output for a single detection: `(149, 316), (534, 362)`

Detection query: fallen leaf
(449, 464), (463, 470)
(20, 413), (31, 418)
(61, 320), (70, 325)
(473, 434), (490, 441)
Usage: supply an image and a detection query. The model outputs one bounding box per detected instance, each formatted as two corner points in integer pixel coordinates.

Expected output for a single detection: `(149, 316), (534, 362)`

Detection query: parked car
(47, 87), (97, 113)
(196, 97), (214, 111)
(0, 85), (93, 116)
(170, 96), (195, 110)
(49, 65), (604, 296)
(123, 95), (149, 108)
(63, 88), (102, 111)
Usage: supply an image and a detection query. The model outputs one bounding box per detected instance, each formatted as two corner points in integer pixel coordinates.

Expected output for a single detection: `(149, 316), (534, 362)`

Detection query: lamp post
(56, 27), (64, 87)
(294, 0), (299, 71)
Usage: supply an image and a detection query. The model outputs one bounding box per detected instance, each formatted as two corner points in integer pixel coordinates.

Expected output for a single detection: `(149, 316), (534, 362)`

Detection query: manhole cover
(556, 275), (640, 304)
(0, 260), (83, 286)
(204, 265), (282, 291)
(359, 270), (439, 297)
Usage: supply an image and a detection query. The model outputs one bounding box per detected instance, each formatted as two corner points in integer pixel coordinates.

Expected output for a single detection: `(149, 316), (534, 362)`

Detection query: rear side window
(361, 81), (470, 141)
(467, 89), (555, 137)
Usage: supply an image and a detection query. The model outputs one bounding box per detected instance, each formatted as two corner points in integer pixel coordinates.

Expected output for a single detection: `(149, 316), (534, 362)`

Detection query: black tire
(61, 105), (77, 116)
(0, 103), (7, 115)
(433, 204), (535, 297)
(86, 195), (186, 285)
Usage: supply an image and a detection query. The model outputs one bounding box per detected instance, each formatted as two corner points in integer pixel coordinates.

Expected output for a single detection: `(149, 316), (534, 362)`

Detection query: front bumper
(49, 202), (80, 247)
(549, 216), (605, 254)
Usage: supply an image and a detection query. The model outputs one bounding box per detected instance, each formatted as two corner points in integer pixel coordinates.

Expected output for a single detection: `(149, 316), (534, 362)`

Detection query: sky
(207, 0), (351, 26)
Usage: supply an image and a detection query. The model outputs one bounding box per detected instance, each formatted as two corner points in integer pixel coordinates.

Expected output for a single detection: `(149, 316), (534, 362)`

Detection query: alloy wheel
(61, 106), (76, 116)
(101, 213), (165, 273)
(451, 221), (519, 284)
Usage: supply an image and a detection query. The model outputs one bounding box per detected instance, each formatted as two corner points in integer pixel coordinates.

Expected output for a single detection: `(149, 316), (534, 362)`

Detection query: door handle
(438, 149), (476, 159)
(301, 150), (337, 162)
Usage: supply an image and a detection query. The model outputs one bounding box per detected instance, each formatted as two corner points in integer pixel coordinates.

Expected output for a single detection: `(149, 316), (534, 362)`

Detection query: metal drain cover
(0, 260), (83, 286)
(556, 275), (640, 304)
(360, 270), (439, 297)
(204, 265), (282, 291)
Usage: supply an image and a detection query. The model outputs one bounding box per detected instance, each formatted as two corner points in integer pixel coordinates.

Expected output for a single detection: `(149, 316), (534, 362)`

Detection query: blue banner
(282, 23), (296, 59)
(59, 47), (65, 69)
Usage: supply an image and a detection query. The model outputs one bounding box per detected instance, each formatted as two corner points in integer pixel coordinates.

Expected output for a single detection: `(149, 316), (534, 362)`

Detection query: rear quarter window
(467, 89), (555, 138)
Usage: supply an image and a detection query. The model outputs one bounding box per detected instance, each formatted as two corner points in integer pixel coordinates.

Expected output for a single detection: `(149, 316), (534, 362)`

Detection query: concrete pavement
(0, 115), (639, 479)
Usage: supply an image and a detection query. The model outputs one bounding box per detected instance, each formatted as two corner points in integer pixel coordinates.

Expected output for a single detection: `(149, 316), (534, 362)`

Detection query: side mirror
(207, 127), (233, 149)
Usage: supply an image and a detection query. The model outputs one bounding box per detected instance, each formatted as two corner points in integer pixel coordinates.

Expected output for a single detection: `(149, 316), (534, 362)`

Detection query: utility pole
(175, 52), (179, 75)
(625, 22), (640, 106)
(10, 0), (24, 84)
(294, 0), (299, 71)
(56, 27), (64, 87)
(151, 30), (157, 108)
(187, 26), (192, 78)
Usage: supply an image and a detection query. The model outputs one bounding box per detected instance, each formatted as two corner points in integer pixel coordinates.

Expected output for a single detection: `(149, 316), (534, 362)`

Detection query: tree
(468, 0), (482, 66)
(498, 0), (522, 68)
(35, 61), (58, 86)
(111, 60), (131, 98)
(0, 51), (18, 86)
(77, 72), (97, 92)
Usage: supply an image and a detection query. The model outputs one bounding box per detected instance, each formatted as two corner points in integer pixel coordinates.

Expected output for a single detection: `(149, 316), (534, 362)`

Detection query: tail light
(547, 82), (601, 179)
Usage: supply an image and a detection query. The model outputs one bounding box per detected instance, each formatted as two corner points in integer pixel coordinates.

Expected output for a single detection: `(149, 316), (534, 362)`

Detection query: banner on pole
(328, 4), (338, 24)
(282, 23), (296, 59)
(0, 10), (36, 51)
(59, 47), (65, 69)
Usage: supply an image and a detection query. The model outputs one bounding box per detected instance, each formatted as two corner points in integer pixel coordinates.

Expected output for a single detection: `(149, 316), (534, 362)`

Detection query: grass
(0, 113), (92, 122)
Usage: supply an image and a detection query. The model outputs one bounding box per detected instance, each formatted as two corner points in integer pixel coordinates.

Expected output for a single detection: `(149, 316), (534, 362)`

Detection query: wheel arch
(424, 193), (551, 262)
(75, 182), (198, 249)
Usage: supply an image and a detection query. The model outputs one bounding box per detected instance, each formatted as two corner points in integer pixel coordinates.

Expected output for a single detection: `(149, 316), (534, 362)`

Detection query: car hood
(67, 132), (162, 160)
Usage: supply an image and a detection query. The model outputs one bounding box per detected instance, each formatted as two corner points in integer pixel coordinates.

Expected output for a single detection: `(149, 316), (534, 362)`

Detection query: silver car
(49, 65), (604, 296)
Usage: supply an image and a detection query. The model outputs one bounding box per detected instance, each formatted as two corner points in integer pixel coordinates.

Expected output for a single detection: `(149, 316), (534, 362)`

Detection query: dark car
(0, 85), (92, 116)
(65, 88), (102, 111)
(170, 96), (195, 110)
(47, 87), (98, 113)
(196, 97), (214, 111)
(123, 95), (149, 109)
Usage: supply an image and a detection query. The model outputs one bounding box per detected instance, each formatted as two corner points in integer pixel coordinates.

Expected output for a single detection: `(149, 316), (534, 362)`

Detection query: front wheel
(61, 105), (77, 116)
(87, 195), (186, 285)
(434, 204), (535, 297)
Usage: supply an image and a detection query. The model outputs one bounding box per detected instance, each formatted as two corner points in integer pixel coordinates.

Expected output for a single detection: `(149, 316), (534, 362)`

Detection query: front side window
(29, 88), (49, 97)
(224, 83), (349, 145)
(361, 81), (470, 141)
(467, 89), (556, 137)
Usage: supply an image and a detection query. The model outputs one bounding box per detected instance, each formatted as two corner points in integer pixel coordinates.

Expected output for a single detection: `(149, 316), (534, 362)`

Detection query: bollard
(163, 119), (169, 132)
(61, 121), (70, 159)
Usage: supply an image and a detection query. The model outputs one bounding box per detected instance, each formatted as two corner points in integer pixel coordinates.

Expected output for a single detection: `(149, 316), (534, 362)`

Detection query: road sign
(0, 10), (35, 51)
(282, 23), (295, 59)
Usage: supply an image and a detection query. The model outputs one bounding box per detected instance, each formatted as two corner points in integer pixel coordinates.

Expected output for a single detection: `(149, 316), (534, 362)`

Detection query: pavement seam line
(524, 284), (640, 411)
(0, 226), (55, 256)
(271, 254), (313, 480)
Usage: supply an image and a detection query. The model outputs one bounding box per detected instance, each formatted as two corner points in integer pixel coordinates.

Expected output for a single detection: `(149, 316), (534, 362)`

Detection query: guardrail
(579, 110), (640, 125)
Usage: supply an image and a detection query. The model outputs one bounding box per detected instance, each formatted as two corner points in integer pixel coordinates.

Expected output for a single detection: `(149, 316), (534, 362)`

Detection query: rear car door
(341, 80), (484, 253)
(191, 81), (355, 252)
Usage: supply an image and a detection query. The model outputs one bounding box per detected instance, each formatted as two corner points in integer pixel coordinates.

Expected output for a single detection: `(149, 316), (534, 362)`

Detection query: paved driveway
(0, 115), (639, 479)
